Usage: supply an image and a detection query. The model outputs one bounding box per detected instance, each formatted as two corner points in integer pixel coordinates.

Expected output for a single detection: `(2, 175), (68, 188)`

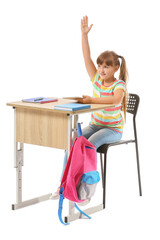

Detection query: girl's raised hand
(81, 16), (93, 35)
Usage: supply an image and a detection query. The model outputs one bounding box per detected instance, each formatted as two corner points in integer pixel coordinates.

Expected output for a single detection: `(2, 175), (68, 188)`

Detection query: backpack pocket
(76, 171), (100, 200)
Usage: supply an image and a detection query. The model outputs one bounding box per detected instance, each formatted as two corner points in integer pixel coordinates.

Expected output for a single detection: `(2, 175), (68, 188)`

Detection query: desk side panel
(16, 109), (68, 149)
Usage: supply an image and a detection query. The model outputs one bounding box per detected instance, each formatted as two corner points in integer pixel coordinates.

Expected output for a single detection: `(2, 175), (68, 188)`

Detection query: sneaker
(50, 187), (60, 200)
(77, 198), (91, 206)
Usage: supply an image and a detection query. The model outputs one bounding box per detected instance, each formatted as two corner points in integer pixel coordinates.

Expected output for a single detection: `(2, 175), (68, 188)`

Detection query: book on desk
(63, 96), (83, 101)
(54, 103), (91, 111)
(22, 97), (58, 104)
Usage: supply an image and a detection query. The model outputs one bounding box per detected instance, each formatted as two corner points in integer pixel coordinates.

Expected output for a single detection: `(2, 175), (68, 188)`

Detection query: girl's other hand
(78, 95), (92, 104)
(81, 16), (93, 35)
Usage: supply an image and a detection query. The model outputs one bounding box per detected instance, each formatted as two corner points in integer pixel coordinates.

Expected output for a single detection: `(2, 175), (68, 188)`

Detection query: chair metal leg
(100, 153), (104, 188)
(135, 140), (142, 196)
(103, 153), (107, 209)
(133, 117), (142, 196)
(99, 150), (108, 209)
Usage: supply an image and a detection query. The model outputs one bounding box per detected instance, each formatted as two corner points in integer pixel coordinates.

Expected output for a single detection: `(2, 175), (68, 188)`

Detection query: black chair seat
(97, 139), (135, 153)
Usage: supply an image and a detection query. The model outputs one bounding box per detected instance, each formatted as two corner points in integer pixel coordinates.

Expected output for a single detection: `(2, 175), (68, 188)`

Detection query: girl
(51, 16), (128, 199)
(79, 16), (128, 149)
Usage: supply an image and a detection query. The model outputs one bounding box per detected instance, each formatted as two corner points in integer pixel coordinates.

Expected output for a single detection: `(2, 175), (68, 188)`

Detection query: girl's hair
(96, 51), (128, 122)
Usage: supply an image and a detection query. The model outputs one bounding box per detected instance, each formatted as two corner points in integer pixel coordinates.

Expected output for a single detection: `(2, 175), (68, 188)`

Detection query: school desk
(7, 98), (114, 223)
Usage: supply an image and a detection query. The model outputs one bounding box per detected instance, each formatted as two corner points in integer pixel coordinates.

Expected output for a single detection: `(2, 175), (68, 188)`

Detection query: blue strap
(74, 203), (91, 219)
(58, 186), (91, 224)
(58, 186), (70, 225)
(78, 123), (82, 137)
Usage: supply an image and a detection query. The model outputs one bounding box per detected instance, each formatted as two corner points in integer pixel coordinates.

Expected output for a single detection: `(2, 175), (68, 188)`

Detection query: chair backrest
(126, 93), (140, 117)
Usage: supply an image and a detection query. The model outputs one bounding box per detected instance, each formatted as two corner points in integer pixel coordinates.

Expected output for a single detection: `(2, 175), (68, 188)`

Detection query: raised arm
(81, 16), (97, 80)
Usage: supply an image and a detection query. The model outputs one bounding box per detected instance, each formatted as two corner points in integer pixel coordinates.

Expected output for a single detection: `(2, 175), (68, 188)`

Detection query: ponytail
(118, 55), (128, 123)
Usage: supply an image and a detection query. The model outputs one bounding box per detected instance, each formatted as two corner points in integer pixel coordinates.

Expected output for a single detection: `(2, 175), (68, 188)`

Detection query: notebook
(63, 97), (83, 102)
(54, 103), (91, 111)
(22, 97), (58, 104)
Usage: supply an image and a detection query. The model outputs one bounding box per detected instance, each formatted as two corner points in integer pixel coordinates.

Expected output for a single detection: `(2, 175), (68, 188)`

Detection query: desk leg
(68, 115), (79, 217)
(15, 142), (23, 205)
(14, 109), (23, 204)
(12, 108), (52, 210)
(66, 114), (76, 218)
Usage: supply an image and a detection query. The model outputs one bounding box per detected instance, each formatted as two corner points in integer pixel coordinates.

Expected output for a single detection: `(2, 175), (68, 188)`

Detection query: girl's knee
(87, 136), (98, 150)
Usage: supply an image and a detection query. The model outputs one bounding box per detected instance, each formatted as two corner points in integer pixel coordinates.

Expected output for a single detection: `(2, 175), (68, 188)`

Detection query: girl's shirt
(90, 72), (126, 133)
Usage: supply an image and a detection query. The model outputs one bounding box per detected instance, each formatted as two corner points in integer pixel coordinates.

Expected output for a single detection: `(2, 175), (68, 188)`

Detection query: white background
(0, 0), (160, 239)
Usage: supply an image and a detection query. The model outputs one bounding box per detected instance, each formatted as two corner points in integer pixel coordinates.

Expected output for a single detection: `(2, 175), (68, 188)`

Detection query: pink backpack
(58, 123), (100, 225)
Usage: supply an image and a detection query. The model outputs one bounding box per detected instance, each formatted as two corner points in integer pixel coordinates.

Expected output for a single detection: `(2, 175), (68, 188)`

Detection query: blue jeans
(60, 125), (122, 180)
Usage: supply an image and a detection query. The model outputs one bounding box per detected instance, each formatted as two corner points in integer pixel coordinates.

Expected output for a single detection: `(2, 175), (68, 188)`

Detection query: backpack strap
(78, 123), (82, 137)
(58, 186), (70, 225)
(58, 186), (91, 224)
(74, 203), (91, 219)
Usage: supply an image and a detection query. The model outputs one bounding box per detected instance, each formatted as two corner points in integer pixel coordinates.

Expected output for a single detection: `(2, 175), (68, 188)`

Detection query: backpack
(58, 123), (100, 225)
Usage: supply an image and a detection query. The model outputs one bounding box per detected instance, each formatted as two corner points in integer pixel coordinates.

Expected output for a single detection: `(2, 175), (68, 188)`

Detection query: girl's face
(97, 62), (119, 82)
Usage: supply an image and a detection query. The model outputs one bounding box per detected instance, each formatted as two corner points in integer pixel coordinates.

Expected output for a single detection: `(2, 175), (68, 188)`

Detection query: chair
(97, 93), (142, 209)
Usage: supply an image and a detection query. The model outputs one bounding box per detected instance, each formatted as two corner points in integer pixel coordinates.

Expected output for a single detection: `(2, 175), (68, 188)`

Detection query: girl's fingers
(82, 17), (85, 25)
(82, 15), (87, 24)
(86, 15), (88, 24)
(81, 16), (91, 30)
